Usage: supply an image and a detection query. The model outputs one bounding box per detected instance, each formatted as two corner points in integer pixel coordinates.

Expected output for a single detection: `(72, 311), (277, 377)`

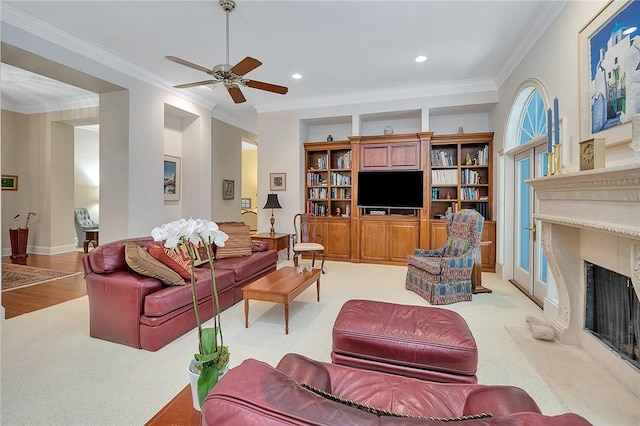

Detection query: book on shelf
(431, 149), (454, 166)
(331, 172), (351, 186)
(335, 151), (352, 169)
(431, 169), (458, 185)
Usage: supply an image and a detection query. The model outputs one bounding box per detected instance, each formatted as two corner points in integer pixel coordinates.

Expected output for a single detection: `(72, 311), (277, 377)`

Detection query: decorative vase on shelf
(383, 125), (393, 135)
(327, 134), (333, 141)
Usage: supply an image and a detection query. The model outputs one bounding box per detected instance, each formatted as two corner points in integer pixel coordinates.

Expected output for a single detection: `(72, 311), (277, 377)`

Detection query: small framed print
(163, 156), (180, 201)
(270, 173), (286, 191)
(1, 175), (18, 191)
(223, 179), (235, 200)
(241, 198), (251, 209)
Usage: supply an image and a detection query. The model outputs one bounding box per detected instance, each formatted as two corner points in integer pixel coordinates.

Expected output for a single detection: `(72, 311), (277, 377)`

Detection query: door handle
(522, 224), (537, 241)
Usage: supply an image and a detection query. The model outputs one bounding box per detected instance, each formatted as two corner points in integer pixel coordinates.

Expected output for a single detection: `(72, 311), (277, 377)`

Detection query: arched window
(517, 89), (547, 145)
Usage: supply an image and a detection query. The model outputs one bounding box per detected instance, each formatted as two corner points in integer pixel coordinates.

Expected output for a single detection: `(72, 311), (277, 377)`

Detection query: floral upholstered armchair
(405, 209), (484, 305)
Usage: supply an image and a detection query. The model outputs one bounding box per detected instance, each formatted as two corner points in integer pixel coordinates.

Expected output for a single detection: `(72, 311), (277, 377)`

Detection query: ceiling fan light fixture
(165, 0), (288, 104)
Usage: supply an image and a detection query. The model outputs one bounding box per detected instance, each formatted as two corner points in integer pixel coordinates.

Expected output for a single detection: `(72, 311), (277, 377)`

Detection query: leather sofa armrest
(463, 386), (541, 416)
(276, 353), (332, 393)
(252, 240), (269, 252)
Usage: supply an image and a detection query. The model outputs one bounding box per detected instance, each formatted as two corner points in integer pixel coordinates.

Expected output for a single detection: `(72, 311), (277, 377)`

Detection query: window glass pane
(518, 91), (547, 145)
(518, 158), (531, 271)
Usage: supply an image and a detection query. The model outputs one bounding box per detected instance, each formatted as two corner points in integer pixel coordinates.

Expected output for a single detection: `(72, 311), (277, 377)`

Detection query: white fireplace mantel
(526, 163), (640, 398)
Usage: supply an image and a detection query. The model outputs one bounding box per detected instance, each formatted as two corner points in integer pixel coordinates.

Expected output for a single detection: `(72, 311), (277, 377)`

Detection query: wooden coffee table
(243, 266), (321, 334)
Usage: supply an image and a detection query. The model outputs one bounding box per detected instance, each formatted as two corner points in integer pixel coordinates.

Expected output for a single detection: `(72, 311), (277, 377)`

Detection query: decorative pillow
(216, 223), (252, 259)
(147, 243), (193, 279)
(300, 383), (492, 421)
(174, 242), (212, 266)
(124, 241), (184, 286)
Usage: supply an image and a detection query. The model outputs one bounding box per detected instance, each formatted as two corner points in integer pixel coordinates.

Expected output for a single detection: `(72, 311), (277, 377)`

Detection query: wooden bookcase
(428, 132), (496, 272)
(304, 141), (353, 260)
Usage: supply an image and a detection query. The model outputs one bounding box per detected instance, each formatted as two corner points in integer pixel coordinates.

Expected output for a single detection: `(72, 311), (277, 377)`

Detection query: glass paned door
(513, 144), (548, 304)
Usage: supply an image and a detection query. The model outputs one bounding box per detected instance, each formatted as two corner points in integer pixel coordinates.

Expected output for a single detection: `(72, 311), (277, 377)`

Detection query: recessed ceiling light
(292, 73), (302, 79)
(415, 55), (427, 63)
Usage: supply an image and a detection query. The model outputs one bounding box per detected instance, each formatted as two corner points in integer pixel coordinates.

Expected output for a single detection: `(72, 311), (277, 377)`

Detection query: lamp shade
(263, 193), (282, 209)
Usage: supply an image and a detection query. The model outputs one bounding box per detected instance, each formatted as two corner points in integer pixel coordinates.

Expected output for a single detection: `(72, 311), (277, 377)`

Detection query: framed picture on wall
(241, 198), (251, 209)
(164, 155), (180, 201)
(223, 179), (235, 200)
(579, 0), (640, 143)
(270, 173), (286, 191)
(1, 175), (18, 191)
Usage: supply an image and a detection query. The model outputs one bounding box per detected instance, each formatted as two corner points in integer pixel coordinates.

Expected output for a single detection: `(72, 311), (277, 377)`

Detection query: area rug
(1, 263), (80, 291)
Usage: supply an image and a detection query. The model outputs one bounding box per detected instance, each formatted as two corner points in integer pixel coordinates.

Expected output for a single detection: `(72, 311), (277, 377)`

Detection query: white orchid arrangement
(151, 218), (229, 406)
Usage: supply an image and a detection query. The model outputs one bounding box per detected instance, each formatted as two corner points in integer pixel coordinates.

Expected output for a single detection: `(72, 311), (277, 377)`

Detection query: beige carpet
(1, 259), (637, 425)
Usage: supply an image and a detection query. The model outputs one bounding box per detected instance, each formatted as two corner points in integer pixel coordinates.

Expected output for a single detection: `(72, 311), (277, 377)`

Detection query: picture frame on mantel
(578, 0), (640, 144)
(163, 156), (180, 201)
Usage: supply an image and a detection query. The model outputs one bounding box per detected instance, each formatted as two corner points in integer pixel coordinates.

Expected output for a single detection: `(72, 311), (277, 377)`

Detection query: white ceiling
(1, 1), (563, 121)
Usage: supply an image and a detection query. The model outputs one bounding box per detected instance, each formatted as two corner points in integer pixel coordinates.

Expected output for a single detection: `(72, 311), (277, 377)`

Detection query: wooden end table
(83, 229), (99, 253)
(243, 266), (321, 334)
(251, 232), (290, 259)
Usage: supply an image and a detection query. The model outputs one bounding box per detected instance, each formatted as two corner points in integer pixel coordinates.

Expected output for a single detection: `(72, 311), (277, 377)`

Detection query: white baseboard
(2, 244), (78, 256)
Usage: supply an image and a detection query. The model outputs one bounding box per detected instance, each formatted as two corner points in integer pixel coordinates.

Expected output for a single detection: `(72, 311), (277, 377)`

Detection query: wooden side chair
(292, 213), (326, 273)
(405, 209), (484, 304)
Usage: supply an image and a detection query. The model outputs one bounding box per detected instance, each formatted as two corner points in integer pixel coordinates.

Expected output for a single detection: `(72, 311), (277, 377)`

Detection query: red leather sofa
(82, 236), (277, 351)
(202, 353), (592, 425)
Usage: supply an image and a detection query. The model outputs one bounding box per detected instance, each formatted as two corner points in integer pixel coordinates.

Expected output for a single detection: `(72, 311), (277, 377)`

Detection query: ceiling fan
(165, 0), (288, 104)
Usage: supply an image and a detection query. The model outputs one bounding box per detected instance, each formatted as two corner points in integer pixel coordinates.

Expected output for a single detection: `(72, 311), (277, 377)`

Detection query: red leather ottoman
(331, 299), (478, 383)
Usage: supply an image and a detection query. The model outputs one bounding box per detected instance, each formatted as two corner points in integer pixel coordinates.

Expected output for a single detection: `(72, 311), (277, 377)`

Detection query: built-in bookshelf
(429, 133), (493, 220)
(428, 132), (495, 272)
(304, 141), (353, 218)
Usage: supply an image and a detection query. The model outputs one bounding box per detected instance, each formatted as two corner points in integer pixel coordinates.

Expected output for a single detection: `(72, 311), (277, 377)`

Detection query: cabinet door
(360, 220), (388, 261)
(388, 221), (419, 262)
(360, 145), (389, 168)
(325, 219), (351, 259)
(389, 143), (420, 169)
(429, 220), (448, 249)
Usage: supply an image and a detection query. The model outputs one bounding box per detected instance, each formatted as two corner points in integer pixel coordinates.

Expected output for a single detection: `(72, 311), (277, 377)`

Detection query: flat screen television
(357, 170), (423, 208)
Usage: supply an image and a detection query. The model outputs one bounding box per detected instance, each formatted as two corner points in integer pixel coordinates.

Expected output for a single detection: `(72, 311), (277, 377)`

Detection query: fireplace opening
(584, 261), (640, 371)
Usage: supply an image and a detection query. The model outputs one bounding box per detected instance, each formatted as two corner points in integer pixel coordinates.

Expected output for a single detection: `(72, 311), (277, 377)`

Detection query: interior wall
(211, 117), (257, 223)
(163, 113), (183, 222)
(1, 110), (29, 253)
(1, 107), (99, 255)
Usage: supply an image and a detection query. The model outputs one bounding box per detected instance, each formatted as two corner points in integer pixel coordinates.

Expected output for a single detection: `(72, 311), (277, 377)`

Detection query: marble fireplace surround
(527, 164), (640, 398)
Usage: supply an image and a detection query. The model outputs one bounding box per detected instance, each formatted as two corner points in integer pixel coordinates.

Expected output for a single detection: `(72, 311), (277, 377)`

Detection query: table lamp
(263, 193), (282, 235)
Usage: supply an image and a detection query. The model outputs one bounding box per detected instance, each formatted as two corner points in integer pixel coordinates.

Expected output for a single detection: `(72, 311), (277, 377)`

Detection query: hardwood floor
(2, 251), (87, 319)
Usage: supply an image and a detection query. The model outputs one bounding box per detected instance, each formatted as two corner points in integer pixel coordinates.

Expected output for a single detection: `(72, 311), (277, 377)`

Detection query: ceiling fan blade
(174, 80), (217, 89)
(244, 79), (288, 95)
(227, 85), (247, 103)
(230, 57), (262, 76)
(165, 56), (213, 74)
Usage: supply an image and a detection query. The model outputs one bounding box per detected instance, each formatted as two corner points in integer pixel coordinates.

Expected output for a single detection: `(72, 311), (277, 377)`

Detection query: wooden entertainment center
(304, 131), (495, 272)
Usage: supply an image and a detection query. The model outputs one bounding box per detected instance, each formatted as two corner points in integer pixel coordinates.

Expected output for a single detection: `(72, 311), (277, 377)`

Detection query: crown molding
(494, 1), (568, 88)
(1, 4), (217, 113)
(254, 78), (498, 114)
(1, 94), (99, 115)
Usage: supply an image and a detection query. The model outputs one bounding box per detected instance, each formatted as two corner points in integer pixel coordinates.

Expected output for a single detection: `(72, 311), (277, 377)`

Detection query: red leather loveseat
(202, 353), (592, 425)
(82, 235), (277, 351)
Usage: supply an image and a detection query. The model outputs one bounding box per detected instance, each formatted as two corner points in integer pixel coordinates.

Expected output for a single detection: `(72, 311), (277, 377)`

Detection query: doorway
(512, 143), (549, 305)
